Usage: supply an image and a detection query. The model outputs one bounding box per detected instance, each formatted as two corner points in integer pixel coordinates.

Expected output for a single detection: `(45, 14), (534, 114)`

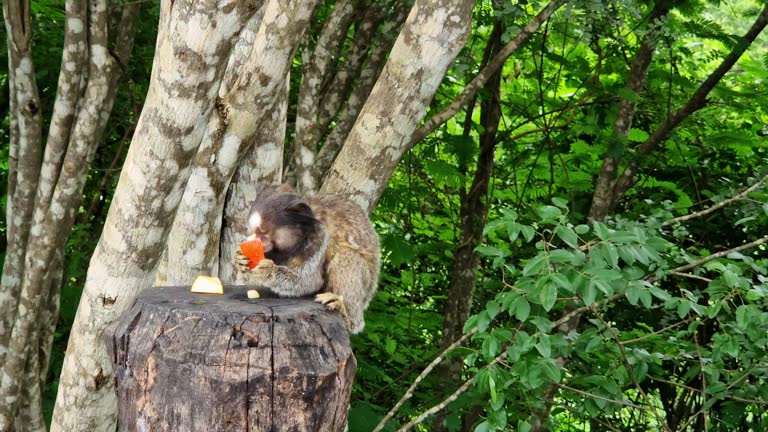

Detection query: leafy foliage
(2, 0), (768, 430)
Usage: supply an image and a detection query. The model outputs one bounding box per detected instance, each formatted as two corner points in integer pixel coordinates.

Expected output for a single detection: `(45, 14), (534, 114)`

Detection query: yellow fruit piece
(247, 289), (260, 299)
(191, 275), (224, 294)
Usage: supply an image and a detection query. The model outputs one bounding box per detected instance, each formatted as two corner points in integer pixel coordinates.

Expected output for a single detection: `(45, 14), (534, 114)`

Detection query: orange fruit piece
(240, 238), (265, 269)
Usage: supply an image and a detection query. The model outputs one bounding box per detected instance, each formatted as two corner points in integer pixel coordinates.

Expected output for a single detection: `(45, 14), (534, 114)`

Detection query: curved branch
(408, 0), (568, 150)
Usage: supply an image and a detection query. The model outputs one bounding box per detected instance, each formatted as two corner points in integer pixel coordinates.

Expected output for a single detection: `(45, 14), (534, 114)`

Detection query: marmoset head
(247, 187), (320, 257)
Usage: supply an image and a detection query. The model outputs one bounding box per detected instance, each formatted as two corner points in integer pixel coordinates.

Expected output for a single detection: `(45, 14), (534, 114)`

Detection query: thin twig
(670, 235), (768, 275)
(553, 382), (645, 409)
(622, 317), (695, 344)
(592, 309), (673, 432)
(669, 271), (712, 283)
(395, 352), (508, 432)
(372, 327), (479, 432)
(662, 174), (768, 227)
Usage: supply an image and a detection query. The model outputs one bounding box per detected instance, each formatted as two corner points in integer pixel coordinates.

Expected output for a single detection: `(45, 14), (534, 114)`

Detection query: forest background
(1, 0), (768, 431)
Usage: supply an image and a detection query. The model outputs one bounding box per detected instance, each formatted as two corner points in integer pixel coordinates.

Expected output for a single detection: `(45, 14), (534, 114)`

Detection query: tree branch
(662, 173), (768, 226)
(408, 0), (568, 150)
(611, 3), (768, 204)
(372, 328), (479, 432)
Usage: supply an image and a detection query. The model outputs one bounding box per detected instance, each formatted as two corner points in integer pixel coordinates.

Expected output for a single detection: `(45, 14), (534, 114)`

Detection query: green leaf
(489, 375), (497, 402)
(551, 197), (569, 209)
(521, 225), (536, 242)
(540, 358), (562, 382)
(540, 282), (557, 311)
(736, 305), (749, 329)
(639, 290), (652, 308)
(475, 245), (506, 257)
(536, 205), (562, 220)
(555, 226), (579, 248)
(385, 337), (396, 354)
(593, 223), (611, 240)
(507, 222), (522, 242)
(582, 283), (597, 305)
(535, 335), (552, 358)
(483, 219), (507, 235)
(626, 283), (641, 305)
(486, 300), (501, 319)
(474, 421), (490, 432)
(628, 128), (650, 142)
(551, 273), (572, 291)
(517, 421), (531, 432)
(522, 255), (548, 276)
(586, 335), (603, 353)
(512, 297), (531, 322)
(549, 249), (578, 264)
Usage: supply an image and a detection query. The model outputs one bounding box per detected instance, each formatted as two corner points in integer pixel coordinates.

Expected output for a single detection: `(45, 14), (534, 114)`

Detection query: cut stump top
(105, 286), (355, 432)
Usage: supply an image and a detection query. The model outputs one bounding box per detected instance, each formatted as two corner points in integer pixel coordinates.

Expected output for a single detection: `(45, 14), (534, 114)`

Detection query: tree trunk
(432, 20), (503, 432)
(292, 0), (357, 193)
(50, 1), (317, 430)
(0, 0), (140, 428)
(159, 0), (317, 286)
(588, 0), (672, 221)
(314, 1), (409, 185)
(321, 0), (475, 212)
(105, 287), (355, 432)
(589, 1), (768, 220)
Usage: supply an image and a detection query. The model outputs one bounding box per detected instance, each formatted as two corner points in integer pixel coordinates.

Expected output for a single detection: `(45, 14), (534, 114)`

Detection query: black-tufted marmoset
(235, 183), (380, 334)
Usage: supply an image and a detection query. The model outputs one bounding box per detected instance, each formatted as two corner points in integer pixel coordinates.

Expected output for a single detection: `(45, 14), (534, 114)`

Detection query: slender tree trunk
(432, 20), (503, 432)
(314, 1), (409, 184)
(0, 0), (140, 428)
(0, 0), (43, 367)
(292, 0), (357, 193)
(588, 0), (672, 221)
(50, 1), (318, 430)
(589, 1), (768, 220)
(321, 0), (475, 212)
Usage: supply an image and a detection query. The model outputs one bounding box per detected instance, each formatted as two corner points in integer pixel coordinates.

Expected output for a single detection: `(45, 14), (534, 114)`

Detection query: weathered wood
(104, 286), (355, 432)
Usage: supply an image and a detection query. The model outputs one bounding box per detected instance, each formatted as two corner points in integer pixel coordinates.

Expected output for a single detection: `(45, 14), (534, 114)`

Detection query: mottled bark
(219, 76), (288, 285)
(15, 250), (63, 432)
(0, 0), (43, 366)
(408, 0), (568, 149)
(315, 4), (386, 133)
(314, 1), (409, 183)
(433, 22), (503, 432)
(161, 0), (316, 286)
(321, 0), (475, 212)
(588, 0), (671, 221)
(0, 2), (140, 428)
(292, 0), (357, 193)
(49, 0), (266, 429)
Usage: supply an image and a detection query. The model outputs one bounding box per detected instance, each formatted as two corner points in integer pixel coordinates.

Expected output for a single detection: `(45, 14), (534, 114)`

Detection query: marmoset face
(247, 192), (319, 255)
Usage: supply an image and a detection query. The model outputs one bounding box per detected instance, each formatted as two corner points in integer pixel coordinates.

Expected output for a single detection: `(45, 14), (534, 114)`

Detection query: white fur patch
(248, 211), (262, 232)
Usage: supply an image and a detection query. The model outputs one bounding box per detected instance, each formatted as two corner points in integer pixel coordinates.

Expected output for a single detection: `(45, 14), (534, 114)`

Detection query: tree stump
(104, 286), (356, 432)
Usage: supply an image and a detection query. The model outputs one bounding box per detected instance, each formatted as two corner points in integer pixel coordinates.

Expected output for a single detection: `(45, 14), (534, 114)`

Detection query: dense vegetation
(2, 0), (767, 430)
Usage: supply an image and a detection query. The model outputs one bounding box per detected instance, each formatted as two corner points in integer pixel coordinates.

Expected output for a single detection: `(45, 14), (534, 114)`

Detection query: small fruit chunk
(240, 238), (265, 269)
(191, 275), (224, 294)
(247, 289), (260, 299)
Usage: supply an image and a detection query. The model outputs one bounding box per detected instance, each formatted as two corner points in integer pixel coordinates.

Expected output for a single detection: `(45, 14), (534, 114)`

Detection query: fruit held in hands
(240, 238), (265, 269)
(191, 275), (224, 294)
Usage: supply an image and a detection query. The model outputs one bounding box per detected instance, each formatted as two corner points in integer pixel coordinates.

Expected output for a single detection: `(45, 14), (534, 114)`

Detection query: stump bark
(104, 286), (356, 432)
